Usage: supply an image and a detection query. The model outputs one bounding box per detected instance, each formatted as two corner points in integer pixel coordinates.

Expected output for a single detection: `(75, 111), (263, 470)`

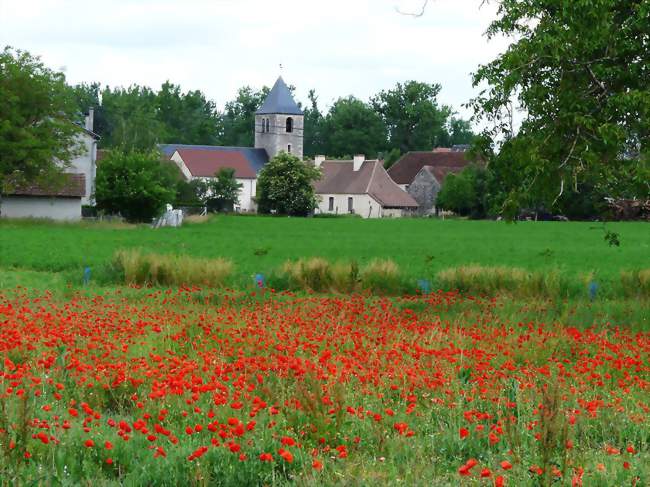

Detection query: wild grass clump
(360, 259), (403, 295)
(281, 257), (333, 292)
(620, 269), (650, 298)
(436, 265), (570, 297)
(113, 249), (233, 288)
(277, 258), (402, 294)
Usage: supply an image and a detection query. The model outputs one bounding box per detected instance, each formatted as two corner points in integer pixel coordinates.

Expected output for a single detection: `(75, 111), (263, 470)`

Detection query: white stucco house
(0, 111), (99, 221)
(159, 76), (303, 212)
(313, 155), (418, 218)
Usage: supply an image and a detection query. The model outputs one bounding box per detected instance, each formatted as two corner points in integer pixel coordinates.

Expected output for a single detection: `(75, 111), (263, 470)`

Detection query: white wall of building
(0, 197), (82, 220)
(236, 178), (256, 212)
(316, 194), (386, 219)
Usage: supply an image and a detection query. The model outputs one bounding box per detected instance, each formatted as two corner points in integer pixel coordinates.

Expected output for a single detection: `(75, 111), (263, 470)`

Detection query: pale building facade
(313, 155), (418, 218)
(0, 111), (98, 220)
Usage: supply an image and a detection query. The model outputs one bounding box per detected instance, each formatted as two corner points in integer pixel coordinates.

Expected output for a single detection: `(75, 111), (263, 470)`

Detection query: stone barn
(387, 150), (473, 215)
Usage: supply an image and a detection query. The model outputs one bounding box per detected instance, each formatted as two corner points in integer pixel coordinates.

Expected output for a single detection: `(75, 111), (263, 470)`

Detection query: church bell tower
(254, 77), (304, 160)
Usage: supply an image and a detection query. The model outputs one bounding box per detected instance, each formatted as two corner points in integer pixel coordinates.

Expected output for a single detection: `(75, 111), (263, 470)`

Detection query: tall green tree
(221, 86), (269, 147)
(95, 150), (176, 222)
(156, 81), (223, 145)
(323, 96), (387, 158)
(100, 86), (164, 151)
(303, 89), (326, 157)
(371, 81), (451, 153)
(436, 165), (491, 218)
(447, 117), (475, 146)
(471, 0), (650, 215)
(203, 168), (242, 212)
(71, 82), (109, 136)
(0, 47), (81, 192)
(256, 152), (321, 216)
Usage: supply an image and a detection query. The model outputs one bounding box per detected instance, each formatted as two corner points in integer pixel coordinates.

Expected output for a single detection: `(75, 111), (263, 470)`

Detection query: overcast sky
(0, 0), (511, 124)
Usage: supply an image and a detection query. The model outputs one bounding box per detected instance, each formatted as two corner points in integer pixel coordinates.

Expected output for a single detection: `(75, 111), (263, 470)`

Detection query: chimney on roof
(85, 107), (94, 132)
(353, 154), (365, 171)
(314, 155), (326, 168)
(432, 147), (452, 153)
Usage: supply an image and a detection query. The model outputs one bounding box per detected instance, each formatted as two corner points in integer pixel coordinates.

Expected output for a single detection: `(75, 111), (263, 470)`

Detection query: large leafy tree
(221, 86), (269, 147)
(156, 81), (223, 145)
(323, 96), (387, 158)
(471, 0), (650, 214)
(0, 47), (81, 192)
(303, 89), (326, 157)
(436, 165), (491, 218)
(100, 86), (164, 151)
(256, 152), (321, 216)
(371, 81), (452, 153)
(95, 150), (177, 222)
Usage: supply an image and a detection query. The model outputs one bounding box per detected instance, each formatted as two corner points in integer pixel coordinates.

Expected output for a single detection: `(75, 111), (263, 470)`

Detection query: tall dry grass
(620, 269), (650, 297)
(279, 258), (400, 294)
(113, 249), (233, 288)
(435, 265), (570, 297)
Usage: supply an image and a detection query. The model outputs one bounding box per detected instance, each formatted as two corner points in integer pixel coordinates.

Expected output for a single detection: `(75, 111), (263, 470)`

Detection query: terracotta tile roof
(160, 144), (268, 174)
(388, 151), (472, 185)
(315, 160), (418, 208)
(5, 173), (86, 198)
(175, 149), (257, 179)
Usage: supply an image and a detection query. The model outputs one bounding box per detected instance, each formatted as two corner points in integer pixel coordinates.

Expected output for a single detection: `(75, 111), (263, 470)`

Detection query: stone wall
(407, 169), (440, 215)
(254, 114), (304, 159)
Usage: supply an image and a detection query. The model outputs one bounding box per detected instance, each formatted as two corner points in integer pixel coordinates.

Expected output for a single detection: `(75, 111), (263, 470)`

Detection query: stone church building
(163, 75), (416, 217)
(162, 76), (304, 211)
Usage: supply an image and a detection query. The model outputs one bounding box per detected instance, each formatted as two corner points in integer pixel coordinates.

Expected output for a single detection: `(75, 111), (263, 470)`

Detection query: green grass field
(0, 216), (648, 296)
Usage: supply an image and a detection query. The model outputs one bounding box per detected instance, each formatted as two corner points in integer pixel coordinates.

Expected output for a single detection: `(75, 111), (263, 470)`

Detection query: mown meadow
(0, 216), (648, 297)
(0, 217), (648, 486)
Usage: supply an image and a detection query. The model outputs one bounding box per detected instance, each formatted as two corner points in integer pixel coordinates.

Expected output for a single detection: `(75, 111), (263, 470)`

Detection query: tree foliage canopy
(95, 150), (177, 222)
(0, 47), (81, 193)
(256, 152), (321, 216)
(471, 0), (650, 214)
(323, 97), (387, 158)
(372, 81), (451, 153)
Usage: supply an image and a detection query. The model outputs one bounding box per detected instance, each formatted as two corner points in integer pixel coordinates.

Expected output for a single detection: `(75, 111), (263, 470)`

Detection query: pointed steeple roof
(256, 77), (303, 115)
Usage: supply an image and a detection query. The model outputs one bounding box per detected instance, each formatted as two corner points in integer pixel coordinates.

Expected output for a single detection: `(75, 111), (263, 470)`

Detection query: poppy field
(0, 287), (647, 486)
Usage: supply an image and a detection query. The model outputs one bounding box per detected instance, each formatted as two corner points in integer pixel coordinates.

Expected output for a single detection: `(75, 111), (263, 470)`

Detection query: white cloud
(0, 0), (512, 125)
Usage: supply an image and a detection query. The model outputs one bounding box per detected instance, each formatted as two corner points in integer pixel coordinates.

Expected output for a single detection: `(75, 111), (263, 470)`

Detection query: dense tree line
(70, 79), (474, 161)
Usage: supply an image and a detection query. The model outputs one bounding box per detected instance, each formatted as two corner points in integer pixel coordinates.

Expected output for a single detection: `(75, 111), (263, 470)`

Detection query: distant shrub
(620, 269), (650, 298)
(113, 250), (233, 288)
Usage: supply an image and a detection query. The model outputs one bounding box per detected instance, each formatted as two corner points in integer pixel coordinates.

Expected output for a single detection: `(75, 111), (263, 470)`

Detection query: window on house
(348, 197), (354, 213)
(287, 144), (292, 153)
(261, 119), (265, 133)
(286, 117), (293, 133)
(328, 197), (334, 211)
(265, 119), (270, 132)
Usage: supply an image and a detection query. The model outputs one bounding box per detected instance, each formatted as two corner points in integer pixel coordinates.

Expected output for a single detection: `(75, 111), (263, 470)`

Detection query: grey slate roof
(256, 77), (303, 115)
(158, 144), (269, 174)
